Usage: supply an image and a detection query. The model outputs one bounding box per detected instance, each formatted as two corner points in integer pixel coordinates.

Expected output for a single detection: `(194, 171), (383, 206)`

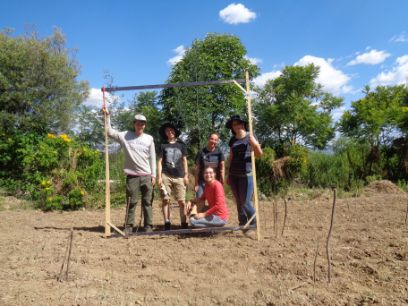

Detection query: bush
(256, 147), (275, 196)
(0, 131), (104, 210)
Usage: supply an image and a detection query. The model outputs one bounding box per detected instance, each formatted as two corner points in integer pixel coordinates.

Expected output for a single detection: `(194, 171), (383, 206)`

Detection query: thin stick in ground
(281, 197), (288, 236)
(65, 228), (74, 281)
(273, 199), (278, 236)
(405, 197), (408, 225)
(313, 239), (320, 284)
(326, 187), (337, 283)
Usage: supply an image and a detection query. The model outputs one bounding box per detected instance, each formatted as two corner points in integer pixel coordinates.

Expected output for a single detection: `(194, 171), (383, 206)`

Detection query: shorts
(161, 173), (186, 202)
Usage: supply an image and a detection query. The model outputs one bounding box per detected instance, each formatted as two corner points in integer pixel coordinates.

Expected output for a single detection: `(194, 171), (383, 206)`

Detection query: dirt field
(1, 182), (408, 305)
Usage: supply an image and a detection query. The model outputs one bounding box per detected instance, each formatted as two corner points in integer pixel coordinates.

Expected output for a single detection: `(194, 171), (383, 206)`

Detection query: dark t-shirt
(195, 147), (225, 182)
(228, 134), (252, 176)
(160, 140), (187, 178)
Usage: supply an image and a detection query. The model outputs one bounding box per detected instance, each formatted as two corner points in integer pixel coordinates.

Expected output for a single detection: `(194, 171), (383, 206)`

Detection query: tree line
(1, 29), (407, 209)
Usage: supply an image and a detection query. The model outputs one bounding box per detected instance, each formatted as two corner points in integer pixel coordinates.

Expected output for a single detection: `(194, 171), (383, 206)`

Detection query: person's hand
(157, 178), (162, 187)
(184, 201), (192, 215)
(184, 175), (189, 186)
(194, 184), (199, 192)
(101, 106), (109, 115)
(151, 177), (156, 187)
(195, 212), (206, 219)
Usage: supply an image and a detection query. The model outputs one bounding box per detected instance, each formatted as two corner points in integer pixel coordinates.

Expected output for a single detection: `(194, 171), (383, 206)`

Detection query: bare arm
(157, 157), (163, 186)
(194, 160), (200, 191)
(183, 156), (189, 186)
(219, 160), (225, 185)
(249, 135), (263, 158)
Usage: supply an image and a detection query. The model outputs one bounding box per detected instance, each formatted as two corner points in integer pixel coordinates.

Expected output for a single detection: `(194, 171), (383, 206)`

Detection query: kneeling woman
(190, 166), (229, 228)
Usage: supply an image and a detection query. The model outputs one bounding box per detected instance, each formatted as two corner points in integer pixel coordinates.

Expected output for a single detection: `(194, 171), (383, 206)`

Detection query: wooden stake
(103, 87), (111, 237)
(65, 228), (74, 281)
(245, 71), (262, 241)
(281, 197), (288, 236)
(326, 187), (337, 283)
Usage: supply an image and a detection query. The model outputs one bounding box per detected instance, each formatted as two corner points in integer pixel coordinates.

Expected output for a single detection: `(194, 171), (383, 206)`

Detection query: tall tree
(0, 28), (89, 134)
(339, 85), (408, 146)
(254, 64), (343, 154)
(160, 33), (259, 155)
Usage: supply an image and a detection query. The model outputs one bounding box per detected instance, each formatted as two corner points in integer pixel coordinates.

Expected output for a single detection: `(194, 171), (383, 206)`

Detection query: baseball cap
(134, 114), (147, 122)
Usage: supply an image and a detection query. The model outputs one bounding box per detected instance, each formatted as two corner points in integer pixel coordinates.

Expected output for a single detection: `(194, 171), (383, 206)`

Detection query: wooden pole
(245, 71), (262, 241)
(103, 87), (111, 237)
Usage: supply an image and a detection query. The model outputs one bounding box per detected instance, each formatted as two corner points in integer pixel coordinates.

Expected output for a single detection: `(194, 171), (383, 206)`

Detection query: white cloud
(347, 49), (390, 66)
(245, 55), (262, 65)
(390, 32), (408, 43)
(219, 3), (256, 24)
(295, 55), (352, 94)
(253, 71), (281, 87)
(167, 45), (187, 65)
(370, 55), (408, 87)
(82, 88), (116, 109)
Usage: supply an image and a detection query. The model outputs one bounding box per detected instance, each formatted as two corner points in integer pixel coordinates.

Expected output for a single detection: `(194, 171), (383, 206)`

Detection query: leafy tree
(0, 28), (89, 134)
(254, 64), (343, 155)
(160, 33), (259, 155)
(339, 85), (408, 178)
(339, 85), (408, 146)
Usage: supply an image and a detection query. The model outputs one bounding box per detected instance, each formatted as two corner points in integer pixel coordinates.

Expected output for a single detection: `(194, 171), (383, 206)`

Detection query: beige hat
(134, 114), (147, 122)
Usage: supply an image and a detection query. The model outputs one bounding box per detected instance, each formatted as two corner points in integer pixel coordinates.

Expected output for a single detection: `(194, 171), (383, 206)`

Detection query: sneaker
(181, 222), (189, 229)
(144, 225), (153, 233)
(124, 225), (133, 235)
(164, 221), (171, 231)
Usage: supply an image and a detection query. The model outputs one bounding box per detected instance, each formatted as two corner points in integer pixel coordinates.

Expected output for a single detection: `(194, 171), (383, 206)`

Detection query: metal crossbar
(102, 79), (246, 92)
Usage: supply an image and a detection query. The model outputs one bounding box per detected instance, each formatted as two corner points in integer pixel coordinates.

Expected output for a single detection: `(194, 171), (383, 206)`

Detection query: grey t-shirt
(107, 118), (156, 177)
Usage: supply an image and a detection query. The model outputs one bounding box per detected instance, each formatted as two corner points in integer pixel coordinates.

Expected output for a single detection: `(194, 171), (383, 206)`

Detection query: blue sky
(1, 0), (407, 117)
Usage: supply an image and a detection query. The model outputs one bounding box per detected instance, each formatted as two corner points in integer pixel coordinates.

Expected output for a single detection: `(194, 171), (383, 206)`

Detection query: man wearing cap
(102, 108), (156, 234)
(157, 123), (189, 230)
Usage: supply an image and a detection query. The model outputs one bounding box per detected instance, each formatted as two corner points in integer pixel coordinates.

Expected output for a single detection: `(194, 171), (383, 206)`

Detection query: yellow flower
(59, 134), (71, 143)
(47, 133), (56, 139)
(80, 189), (85, 196)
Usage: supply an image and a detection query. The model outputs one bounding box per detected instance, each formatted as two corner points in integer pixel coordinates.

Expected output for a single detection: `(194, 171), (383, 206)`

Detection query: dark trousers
(229, 174), (256, 226)
(126, 175), (153, 227)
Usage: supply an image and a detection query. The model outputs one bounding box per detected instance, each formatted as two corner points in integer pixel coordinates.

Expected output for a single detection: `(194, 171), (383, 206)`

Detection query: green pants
(125, 175), (153, 227)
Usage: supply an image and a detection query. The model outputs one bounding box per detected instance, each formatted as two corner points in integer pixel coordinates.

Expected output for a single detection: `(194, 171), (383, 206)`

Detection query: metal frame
(102, 74), (262, 241)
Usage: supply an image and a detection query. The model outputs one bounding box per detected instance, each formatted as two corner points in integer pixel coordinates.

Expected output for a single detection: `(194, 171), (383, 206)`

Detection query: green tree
(0, 28), (89, 134)
(160, 33), (259, 155)
(254, 64), (343, 154)
(339, 85), (408, 178)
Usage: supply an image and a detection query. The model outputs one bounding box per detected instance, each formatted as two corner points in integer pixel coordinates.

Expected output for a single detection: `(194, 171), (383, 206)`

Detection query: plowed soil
(1, 185), (407, 305)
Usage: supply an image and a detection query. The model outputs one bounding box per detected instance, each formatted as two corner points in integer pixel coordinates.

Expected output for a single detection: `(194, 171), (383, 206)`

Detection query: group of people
(103, 107), (263, 234)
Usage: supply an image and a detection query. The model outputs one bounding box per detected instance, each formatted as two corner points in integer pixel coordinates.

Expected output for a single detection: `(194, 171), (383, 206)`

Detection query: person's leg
(229, 176), (248, 225)
(190, 215), (226, 228)
(174, 177), (187, 227)
(161, 174), (172, 228)
(125, 176), (141, 228)
(140, 176), (153, 228)
(243, 175), (256, 226)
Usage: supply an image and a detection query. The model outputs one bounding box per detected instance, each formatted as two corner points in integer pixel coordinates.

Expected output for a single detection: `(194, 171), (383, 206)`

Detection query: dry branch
(281, 197), (288, 236)
(326, 187), (337, 283)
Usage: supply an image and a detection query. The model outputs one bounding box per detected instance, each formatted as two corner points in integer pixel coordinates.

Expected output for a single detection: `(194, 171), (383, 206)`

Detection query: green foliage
(160, 33), (260, 155)
(0, 28), (89, 135)
(255, 147), (275, 196)
(303, 151), (349, 189)
(254, 64), (343, 151)
(0, 131), (103, 210)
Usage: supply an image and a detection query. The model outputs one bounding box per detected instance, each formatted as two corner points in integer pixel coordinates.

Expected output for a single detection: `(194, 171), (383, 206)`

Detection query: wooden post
(103, 87), (111, 237)
(245, 71), (262, 241)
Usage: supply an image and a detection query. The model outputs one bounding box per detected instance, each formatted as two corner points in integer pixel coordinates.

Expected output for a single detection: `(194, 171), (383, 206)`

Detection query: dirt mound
(363, 180), (405, 195)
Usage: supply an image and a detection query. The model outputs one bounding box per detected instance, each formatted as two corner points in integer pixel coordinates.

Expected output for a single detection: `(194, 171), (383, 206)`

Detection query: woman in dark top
(226, 115), (263, 226)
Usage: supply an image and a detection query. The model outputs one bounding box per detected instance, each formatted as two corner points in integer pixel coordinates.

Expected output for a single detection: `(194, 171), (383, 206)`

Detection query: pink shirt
(199, 180), (229, 221)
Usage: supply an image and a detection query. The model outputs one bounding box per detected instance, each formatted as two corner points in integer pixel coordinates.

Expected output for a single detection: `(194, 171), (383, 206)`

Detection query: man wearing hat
(103, 107), (156, 234)
(157, 122), (189, 230)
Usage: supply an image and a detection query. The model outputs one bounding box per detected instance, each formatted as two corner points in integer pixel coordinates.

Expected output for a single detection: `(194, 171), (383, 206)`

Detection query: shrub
(0, 131), (104, 210)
